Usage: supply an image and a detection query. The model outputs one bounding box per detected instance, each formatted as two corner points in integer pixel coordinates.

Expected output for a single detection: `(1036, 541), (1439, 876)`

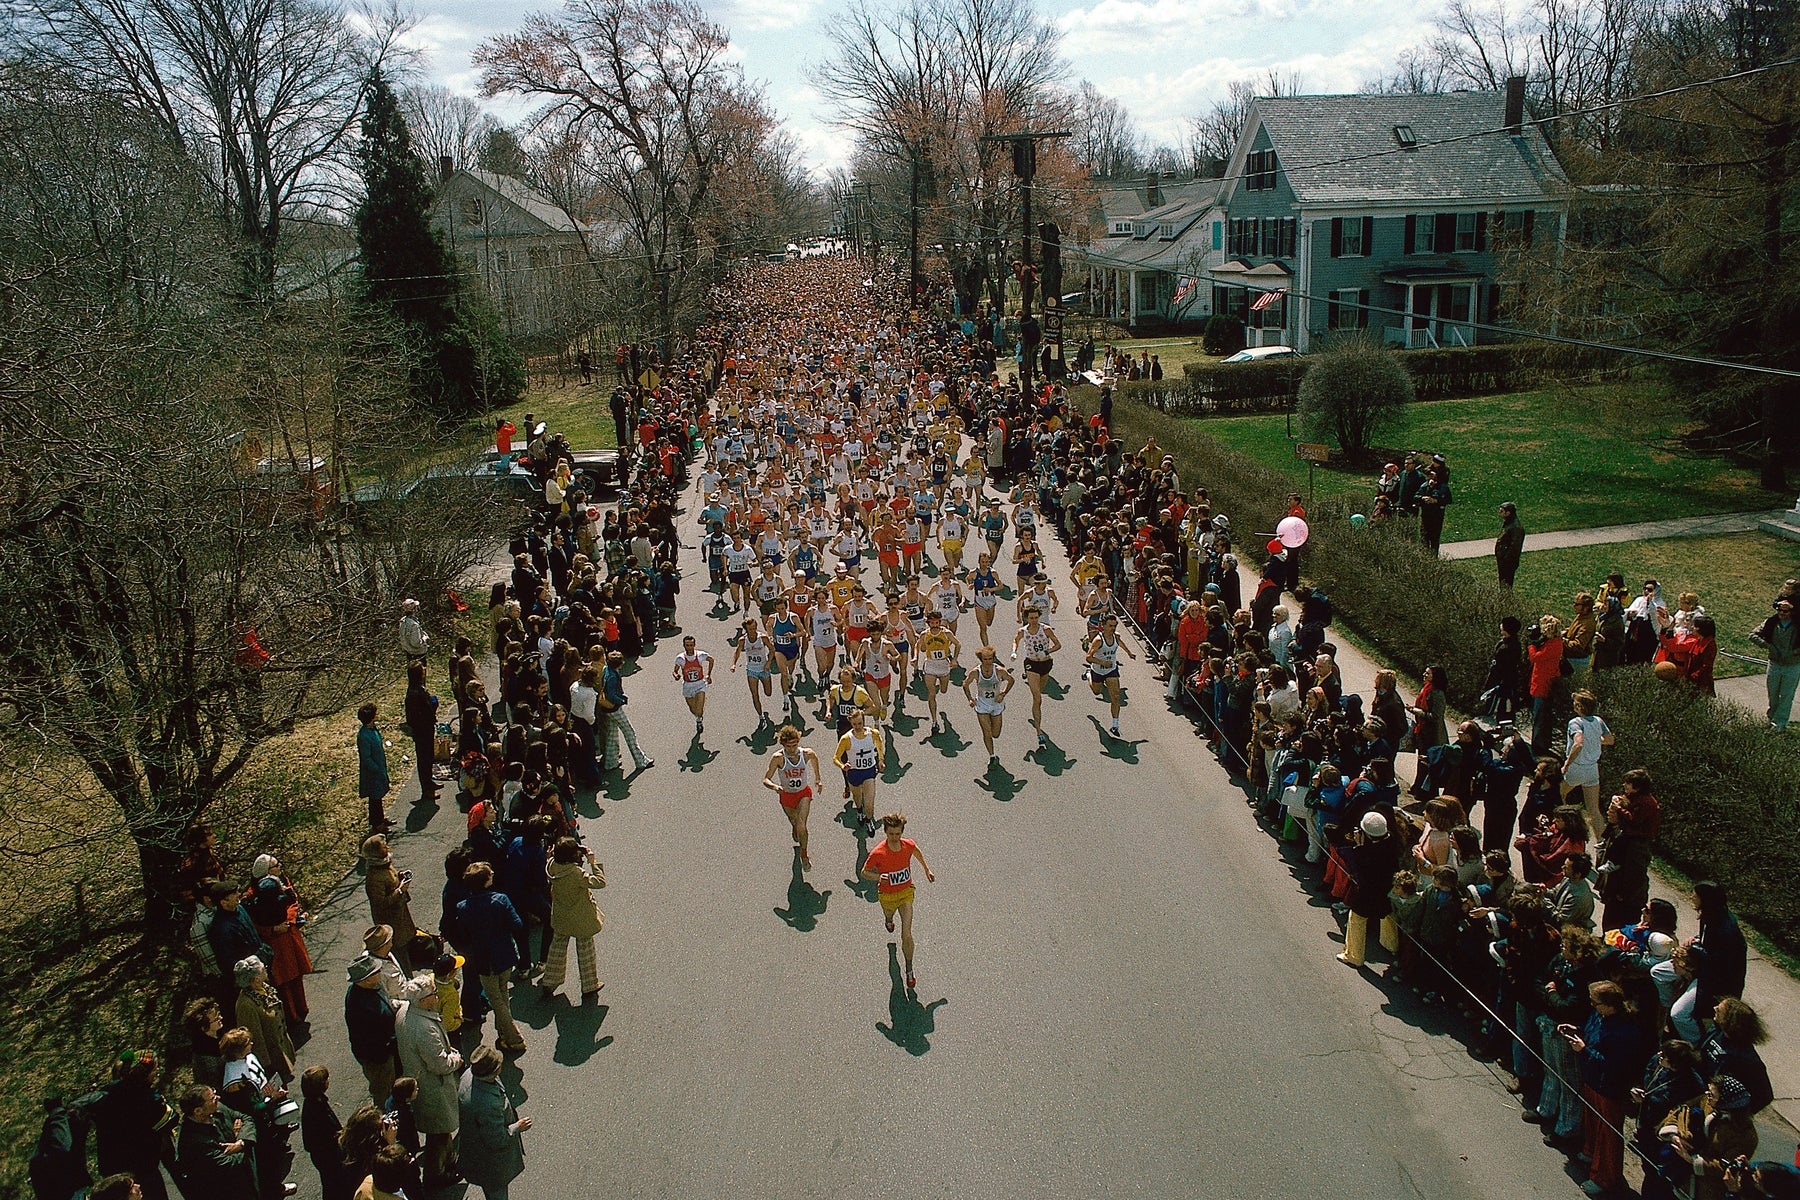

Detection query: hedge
(1156, 342), (1634, 415)
(1085, 386), (1800, 955)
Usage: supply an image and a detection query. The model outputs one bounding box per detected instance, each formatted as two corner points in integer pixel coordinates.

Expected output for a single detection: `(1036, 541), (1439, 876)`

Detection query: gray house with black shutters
(1213, 85), (1566, 352)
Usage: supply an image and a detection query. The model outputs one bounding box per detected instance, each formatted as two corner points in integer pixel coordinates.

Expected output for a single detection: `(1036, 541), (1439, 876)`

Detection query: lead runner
(761, 725), (821, 869)
(859, 812), (935, 991)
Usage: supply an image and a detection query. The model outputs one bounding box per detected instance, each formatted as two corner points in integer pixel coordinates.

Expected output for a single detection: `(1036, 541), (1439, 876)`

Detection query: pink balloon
(1276, 516), (1309, 548)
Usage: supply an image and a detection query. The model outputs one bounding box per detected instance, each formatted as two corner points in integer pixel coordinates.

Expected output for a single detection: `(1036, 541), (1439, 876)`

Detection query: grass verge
(1452, 532), (1800, 679)
(1196, 380), (1785, 543)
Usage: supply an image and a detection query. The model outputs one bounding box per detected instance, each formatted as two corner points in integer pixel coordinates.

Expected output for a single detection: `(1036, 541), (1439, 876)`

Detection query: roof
(1248, 90), (1565, 205)
(462, 169), (585, 234)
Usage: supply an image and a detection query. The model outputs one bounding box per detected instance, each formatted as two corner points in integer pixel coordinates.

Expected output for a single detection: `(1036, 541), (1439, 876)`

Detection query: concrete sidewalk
(1224, 558), (1800, 1153)
(1438, 509), (1779, 562)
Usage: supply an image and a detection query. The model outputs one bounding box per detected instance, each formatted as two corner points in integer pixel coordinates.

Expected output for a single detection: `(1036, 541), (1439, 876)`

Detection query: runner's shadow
(975, 760), (1025, 802)
(845, 829), (878, 903)
(1090, 717), (1146, 763)
(890, 710), (924, 738)
(881, 755), (912, 784)
(774, 850), (831, 932)
(680, 740), (720, 772)
(923, 722), (970, 757)
(552, 1002), (613, 1067)
(1042, 676), (1069, 700)
(1024, 741), (1076, 776)
(737, 723), (779, 755)
(878, 943), (946, 1056)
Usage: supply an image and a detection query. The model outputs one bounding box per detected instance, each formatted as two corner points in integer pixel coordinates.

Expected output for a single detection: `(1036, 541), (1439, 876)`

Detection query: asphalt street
(290, 464), (1587, 1200)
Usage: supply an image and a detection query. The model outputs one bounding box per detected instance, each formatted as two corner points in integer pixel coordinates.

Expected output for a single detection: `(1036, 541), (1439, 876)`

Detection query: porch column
(1127, 270), (1138, 326)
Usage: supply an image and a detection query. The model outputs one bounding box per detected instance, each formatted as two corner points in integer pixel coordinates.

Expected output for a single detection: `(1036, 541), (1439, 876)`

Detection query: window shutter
(1435, 213), (1455, 252)
(1330, 217), (1343, 258)
(1358, 289), (1370, 329)
(1361, 216), (1373, 257)
(1475, 211), (1488, 251)
(1404, 214), (1416, 255)
(1212, 220), (1222, 250)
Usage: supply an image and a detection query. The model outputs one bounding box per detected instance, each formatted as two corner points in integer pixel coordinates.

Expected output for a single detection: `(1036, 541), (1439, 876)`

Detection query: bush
(1080, 382), (1800, 955)
(1202, 314), (1245, 356)
(1296, 334), (1413, 458)
(1177, 357), (1306, 413)
(1587, 668), (1800, 952)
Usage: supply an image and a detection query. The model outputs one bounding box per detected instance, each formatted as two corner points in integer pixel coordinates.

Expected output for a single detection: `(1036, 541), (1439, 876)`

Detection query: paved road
(291, 470), (1586, 1200)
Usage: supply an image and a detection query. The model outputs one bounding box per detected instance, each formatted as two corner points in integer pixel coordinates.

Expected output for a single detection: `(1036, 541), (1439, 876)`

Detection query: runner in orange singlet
(860, 813), (934, 991)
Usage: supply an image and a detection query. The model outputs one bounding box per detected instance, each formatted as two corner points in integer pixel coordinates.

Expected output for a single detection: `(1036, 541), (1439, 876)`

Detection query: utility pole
(981, 129), (1069, 396)
(909, 154), (920, 310)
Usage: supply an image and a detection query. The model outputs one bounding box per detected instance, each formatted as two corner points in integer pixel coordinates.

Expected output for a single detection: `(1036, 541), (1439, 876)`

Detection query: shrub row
(1088, 387), (1800, 955)
(1156, 342), (1633, 416)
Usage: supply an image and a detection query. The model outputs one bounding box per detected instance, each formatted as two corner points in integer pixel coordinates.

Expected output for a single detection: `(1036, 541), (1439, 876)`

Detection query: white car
(1219, 346), (1297, 363)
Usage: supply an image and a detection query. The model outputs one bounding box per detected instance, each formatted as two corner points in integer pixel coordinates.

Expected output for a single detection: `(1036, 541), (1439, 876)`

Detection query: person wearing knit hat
(252, 853), (278, 879)
(1337, 810), (1400, 969)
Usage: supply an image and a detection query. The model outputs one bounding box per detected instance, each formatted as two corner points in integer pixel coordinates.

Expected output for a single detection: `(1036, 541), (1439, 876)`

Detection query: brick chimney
(438, 155), (454, 183)
(1504, 76), (1526, 134)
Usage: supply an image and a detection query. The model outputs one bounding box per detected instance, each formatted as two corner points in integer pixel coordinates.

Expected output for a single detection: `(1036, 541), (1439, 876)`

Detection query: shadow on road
(878, 943), (946, 1056)
(922, 721), (970, 757)
(774, 849), (831, 931)
(736, 721), (779, 755)
(551, 1001), (613, 1067)
(1023, 741), (1075, 776)
(679, 738), (719, 772)
(975, 760), (1025, 802)
(1090, 716), (1146, 763)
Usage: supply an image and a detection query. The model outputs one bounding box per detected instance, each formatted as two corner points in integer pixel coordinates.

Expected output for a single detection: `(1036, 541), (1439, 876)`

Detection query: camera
(1525, 622), (1546, 646)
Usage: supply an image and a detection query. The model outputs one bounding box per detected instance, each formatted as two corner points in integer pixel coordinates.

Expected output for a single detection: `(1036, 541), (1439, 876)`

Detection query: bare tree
(19, 0), (408, 295)
(401, 84), (502, 176)
(477, 0), (785, 346)
(1188, 70), (1305, 165)
(0, 71), (499, 925)
(1069, 79), (1140, 178)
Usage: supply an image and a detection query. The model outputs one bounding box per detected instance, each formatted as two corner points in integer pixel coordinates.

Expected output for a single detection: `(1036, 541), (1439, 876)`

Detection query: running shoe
(885, 912), (896, 933)
(1110, 720), (1120, 736)
(905, 970), (916, 990)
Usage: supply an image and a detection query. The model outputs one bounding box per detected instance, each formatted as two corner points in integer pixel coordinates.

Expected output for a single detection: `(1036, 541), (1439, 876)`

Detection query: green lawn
(1092, 335), (1217, 377)
(467, 378), (620, 454)
(1196, 382), (1785, 544)
(1449, 531), (1800, 678)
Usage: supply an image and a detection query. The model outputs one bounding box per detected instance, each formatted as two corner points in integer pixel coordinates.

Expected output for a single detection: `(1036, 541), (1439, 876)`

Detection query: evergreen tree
(355, 70), (522, 413)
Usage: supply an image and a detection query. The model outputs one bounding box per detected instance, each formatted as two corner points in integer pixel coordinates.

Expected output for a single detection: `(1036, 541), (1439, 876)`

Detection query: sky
(404, 0), (1454, 176)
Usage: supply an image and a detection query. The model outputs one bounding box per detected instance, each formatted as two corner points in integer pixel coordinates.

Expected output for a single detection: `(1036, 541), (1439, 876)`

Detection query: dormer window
(1158, 222), (1175, 240)
(1393, 124), (1418, 150)
(1109, 219), (1133, 236)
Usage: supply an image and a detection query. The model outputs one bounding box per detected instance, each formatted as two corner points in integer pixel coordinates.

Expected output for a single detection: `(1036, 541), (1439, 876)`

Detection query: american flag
(1250, 287), (1287, 311)
(1172, 276), (1196, 305)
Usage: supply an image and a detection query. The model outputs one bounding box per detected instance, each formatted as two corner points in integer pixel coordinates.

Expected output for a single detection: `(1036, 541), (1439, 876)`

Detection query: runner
(1011, 605), (1063, 747)
(860, 813), (934, 991)
(962, 645), (1016, 761)
(826, 665), (874, 790)
(730, 616), (776, 726)
(883, 587), (916, 709)
(968, 552), (1002, 647)
(671, 635), (715, 735)
(856, 618), (895, 724)
(761, 725), (822, 869)
(723, 532), (756, 613)
(930, 572), (964, 638)
(1017, 573), (1061, 624)
(913, 610), (961, 735)
(810, 585), (842, 687)
(768, 597), (802, 708)
(1085, 614), (1137, 738)
(833, 706), (886, 835)
(937, 504), (968, 575)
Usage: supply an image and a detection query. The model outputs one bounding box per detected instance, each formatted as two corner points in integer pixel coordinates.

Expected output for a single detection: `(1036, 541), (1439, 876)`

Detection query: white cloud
(719, 0), (817, 32)
(1058, 0), (1303, 51)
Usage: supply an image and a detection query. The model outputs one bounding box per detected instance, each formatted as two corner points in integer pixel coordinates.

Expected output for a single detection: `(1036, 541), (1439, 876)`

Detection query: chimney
(438, 155), (454, 183)
(1144, 175), (1161, 207)
(1504, 76), (1526, 134)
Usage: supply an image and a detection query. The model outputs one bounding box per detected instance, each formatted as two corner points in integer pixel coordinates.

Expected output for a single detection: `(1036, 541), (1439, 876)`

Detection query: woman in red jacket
(1527, 615), (1565, 755)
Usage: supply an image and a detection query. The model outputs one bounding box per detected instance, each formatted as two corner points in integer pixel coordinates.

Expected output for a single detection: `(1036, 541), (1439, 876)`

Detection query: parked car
(340, 460), (539, 534)
(1218, 346), (1297, 363)
(567, 448), (623, 494)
